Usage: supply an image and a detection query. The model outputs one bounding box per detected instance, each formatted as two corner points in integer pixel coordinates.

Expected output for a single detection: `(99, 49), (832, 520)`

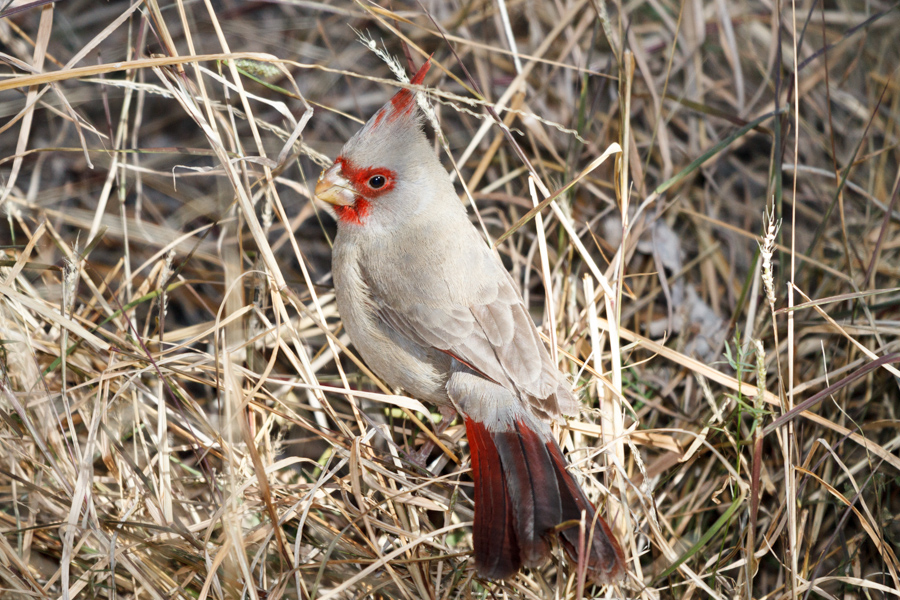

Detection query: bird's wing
(361, 228), (576, 417)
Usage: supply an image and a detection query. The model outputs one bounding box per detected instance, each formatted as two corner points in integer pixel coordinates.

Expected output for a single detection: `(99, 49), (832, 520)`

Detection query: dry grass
(1, 0), (899, 598)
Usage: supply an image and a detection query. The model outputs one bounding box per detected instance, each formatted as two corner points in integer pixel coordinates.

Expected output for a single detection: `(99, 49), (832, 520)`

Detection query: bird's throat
(334, 197), (370, 226)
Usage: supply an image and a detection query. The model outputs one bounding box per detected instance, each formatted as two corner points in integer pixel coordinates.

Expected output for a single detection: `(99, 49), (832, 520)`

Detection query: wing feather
(359, 229), (574, 418)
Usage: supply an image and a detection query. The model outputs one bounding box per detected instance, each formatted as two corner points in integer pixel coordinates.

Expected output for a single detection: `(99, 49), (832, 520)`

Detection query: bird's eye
(368, 175), (386, 189)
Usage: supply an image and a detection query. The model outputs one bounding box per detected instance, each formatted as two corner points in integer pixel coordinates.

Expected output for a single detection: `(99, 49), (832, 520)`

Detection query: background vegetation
(1, 0), (898, 598)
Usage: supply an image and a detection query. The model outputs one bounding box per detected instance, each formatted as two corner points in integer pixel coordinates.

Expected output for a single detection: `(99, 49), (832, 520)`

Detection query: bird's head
(316, 60), (448, 231)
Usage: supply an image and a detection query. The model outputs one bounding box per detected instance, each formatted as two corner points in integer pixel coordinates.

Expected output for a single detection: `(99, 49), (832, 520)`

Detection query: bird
(315, 59), (626, 583)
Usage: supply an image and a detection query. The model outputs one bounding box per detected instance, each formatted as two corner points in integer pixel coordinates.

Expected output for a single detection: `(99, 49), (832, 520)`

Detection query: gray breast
(333, 235), (452, 405)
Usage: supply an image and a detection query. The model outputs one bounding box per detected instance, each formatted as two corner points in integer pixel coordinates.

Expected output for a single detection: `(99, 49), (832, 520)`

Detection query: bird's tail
(464, 417), (626, 583)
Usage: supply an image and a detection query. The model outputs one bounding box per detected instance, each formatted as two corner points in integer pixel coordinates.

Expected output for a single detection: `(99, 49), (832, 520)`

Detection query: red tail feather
(465, 417), (626, 583)
(493, 422), (561, 565)
(547, 439), (627, 584)
(465, 418), (520, 579)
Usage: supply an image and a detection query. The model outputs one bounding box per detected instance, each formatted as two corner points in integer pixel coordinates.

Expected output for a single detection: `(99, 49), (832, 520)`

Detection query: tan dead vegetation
(1, 1), (898, 598)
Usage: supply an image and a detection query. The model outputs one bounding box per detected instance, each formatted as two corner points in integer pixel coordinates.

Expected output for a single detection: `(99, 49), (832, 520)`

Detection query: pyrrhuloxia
(315, 60), (625, 583)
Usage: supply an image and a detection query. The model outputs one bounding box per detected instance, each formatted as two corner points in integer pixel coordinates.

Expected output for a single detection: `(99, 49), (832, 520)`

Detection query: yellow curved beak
(315, 163), (355, 207)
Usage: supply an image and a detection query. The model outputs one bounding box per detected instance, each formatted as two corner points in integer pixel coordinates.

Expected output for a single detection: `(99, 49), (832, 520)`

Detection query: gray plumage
(315, 61), (626, 583)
